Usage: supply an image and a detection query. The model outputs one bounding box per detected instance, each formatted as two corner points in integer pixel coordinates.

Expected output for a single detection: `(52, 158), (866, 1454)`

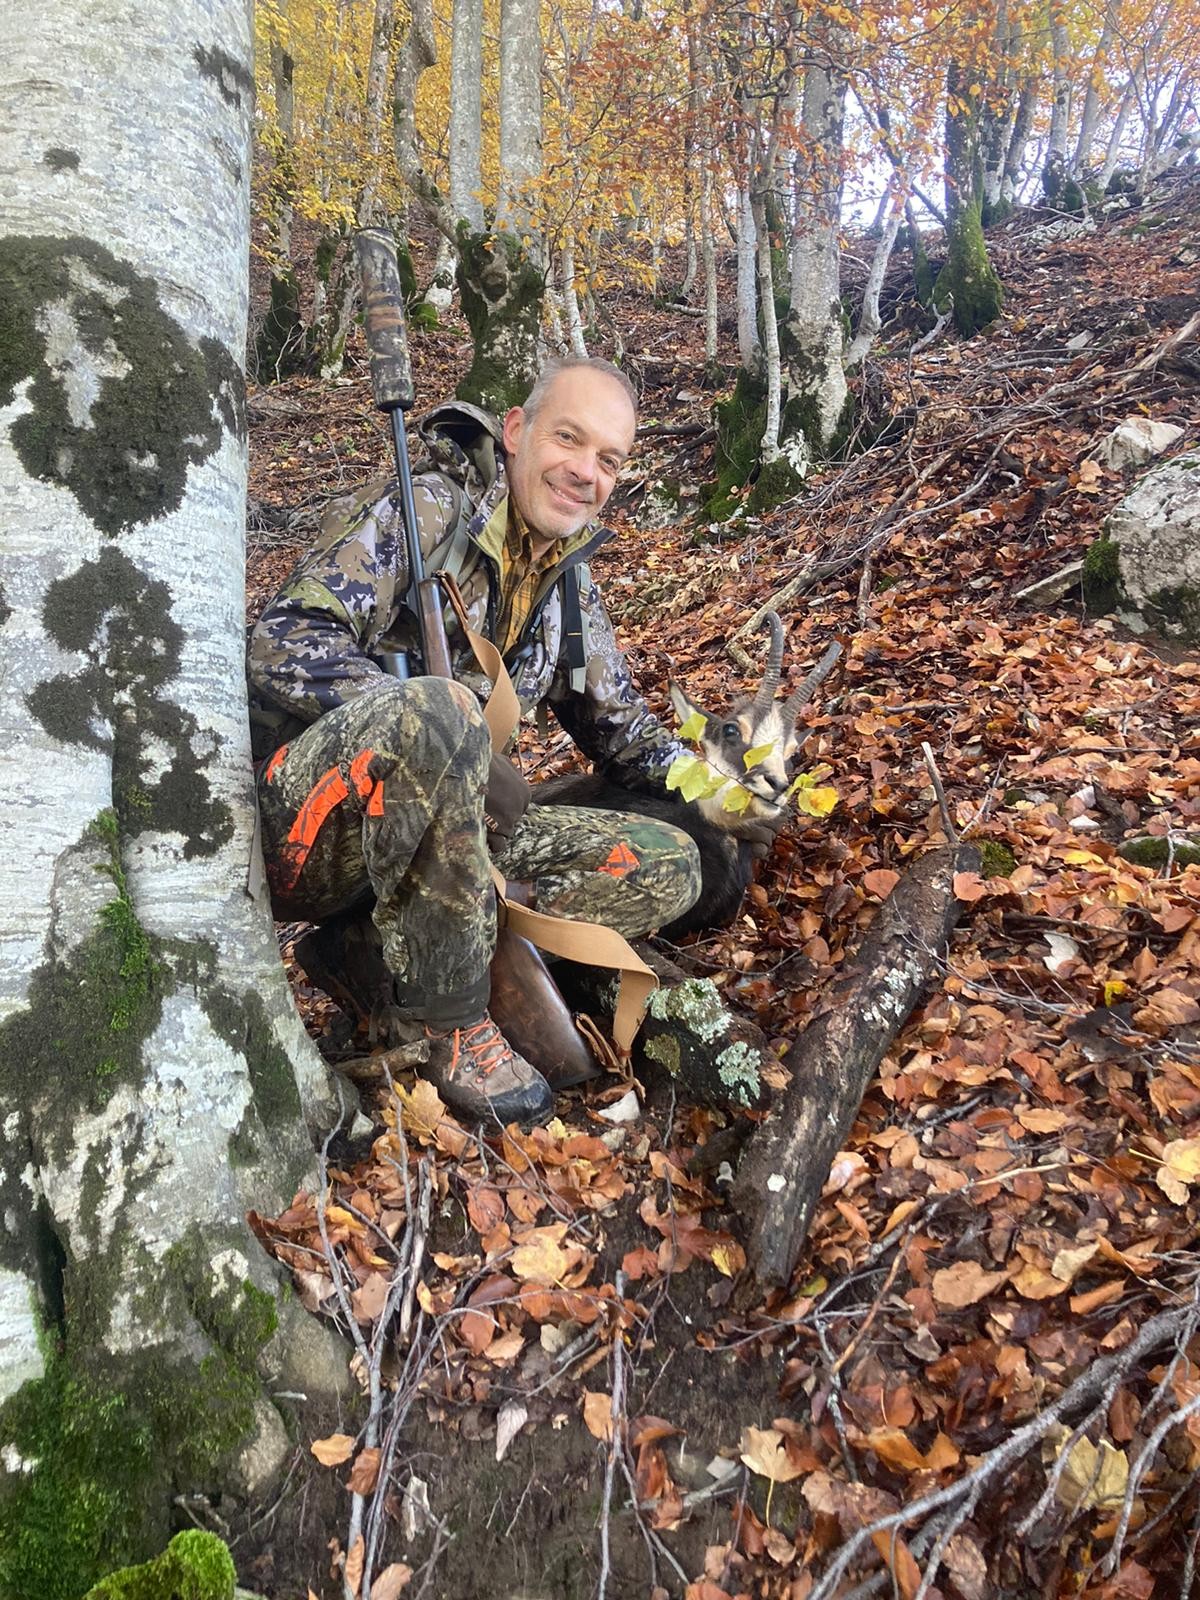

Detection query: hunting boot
(420, 1011), (553, 1127)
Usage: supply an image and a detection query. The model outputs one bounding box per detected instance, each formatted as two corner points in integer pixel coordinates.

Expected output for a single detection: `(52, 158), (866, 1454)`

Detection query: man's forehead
(538, 370), (636, 444)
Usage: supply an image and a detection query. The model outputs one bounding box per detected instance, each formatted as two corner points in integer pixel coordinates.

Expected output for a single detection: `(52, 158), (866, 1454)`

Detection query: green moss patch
(455, 228), (543, 413)
(84, 1530), (236, 1600)
(0, 235), (244, 536)
(1082, 534), (1123, 615)
(1117, 835), (1200, 870)
(933, 203), (1003, 335)
(980, 841), (1016, 879)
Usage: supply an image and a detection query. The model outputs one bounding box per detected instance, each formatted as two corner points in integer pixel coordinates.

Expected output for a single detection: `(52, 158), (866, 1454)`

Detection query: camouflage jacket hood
(247, 403), (683, 786)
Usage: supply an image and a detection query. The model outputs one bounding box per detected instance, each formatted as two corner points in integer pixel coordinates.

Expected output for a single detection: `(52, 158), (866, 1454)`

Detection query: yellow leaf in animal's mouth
(720, 784), (754, 814)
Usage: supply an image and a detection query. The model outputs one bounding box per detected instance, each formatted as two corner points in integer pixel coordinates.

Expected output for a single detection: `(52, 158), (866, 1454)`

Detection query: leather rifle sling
(441, 575), (657, 1058)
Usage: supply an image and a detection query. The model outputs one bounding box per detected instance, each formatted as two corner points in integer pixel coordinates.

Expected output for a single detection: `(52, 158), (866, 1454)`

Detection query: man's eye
(601, 458), (619, 474)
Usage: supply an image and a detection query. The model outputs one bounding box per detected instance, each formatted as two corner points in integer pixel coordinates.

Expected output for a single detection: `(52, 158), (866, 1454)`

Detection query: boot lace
(429, 1018), (513, 1080)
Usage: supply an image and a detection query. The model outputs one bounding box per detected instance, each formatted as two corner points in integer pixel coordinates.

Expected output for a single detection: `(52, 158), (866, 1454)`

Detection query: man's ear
(502, 407), (526, 454)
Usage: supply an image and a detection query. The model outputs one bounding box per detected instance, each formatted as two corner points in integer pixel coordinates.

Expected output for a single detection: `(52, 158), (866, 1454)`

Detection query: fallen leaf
(495, 1399), (528, 1462)
(1051, 1242), (1099, 1283)
(863, 869), (900, 899)
(870, 1529), (920, 1599)
(953, 871), (987, 903)
(863, 1427), (925, 1472)
(368, 1563), (413, 1600)
(1157, 1137), (1200, 1204)
(346, 1535), (365, 1598)
(348, 1447), (381, 1495)
(740, 1425), (805, 1483)
(1048, 1428), (1129, 1511)
(931, 1260), (1008, 1310)
(583, 1390), (614, 1443)
(511, 1224), (574, 1284)
(311, 1432), (355, 1467)
(351, 1273), (390, 1323)
(1017, 1107), (1070, 1134)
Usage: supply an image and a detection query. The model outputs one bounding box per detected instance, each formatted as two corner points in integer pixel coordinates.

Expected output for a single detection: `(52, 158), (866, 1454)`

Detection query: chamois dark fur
(538, 617), (841, 939)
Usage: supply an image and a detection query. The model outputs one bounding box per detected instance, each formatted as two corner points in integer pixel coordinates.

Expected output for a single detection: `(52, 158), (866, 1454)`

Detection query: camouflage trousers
(256, 678), (700, 1027)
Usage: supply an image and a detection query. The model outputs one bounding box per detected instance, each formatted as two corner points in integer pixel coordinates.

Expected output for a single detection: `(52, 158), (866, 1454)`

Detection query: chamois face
(668, 684), (798, 820)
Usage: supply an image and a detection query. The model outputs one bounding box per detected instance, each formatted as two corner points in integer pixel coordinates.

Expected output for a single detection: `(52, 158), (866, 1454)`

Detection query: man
(248, 357), (755, 1124)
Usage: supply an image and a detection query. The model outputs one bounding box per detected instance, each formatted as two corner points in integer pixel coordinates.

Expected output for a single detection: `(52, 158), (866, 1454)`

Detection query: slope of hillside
(243, 176), (1200, 1600)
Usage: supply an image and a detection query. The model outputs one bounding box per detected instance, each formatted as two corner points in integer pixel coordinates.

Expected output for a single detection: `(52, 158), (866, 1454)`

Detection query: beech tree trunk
(255, 1), (306, 382)
(783, 50), (849, 470)
(0, 4), (344, 1593)
(936, 60), (1004, 335)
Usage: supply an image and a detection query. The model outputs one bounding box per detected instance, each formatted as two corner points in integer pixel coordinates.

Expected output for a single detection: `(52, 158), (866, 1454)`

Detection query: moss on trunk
(454, 228), (544, 413)
(253, 268), (304, 384)
(934, 201), (1003, 335)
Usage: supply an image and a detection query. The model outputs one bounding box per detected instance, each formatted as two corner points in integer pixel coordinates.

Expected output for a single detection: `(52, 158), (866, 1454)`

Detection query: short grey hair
(521, 356), (638, 426)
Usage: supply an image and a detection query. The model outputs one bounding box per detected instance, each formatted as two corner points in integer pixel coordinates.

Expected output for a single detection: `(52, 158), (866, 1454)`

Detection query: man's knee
(367, 676), (488, 751)
(653, 826), (703, 925)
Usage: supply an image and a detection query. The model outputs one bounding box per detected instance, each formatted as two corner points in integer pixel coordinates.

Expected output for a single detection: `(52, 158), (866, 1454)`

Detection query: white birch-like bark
(701, 159), (719, 366)
(736, 183), (760, 372)
(785, 53), (848, 465)
(0, 0), (341, 1514)
(561, 241), (589, 356)
(752, 187), (782, 460)
(846, 184), (906, 369)
(1101, 79), (1138, 183)
(1073, 5), (1117, 172)
(497, 0), (544, 244)
(1046, 6), (1073, 171)
(449, 0), (485, 232)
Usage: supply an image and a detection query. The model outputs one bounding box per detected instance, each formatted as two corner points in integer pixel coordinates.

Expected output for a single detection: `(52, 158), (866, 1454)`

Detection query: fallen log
(733, 842), (978, 1288)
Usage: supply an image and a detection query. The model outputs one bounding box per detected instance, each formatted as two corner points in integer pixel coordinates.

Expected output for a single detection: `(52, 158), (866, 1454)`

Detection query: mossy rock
(1117, 835), (1200, 870)
(980, 841), (1017, 879)
(83, 1531), (236, 1600)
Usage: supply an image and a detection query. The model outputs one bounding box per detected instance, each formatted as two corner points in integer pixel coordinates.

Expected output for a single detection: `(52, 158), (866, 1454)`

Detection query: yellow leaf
(1158, 1137), (1200, 1204)
(711, 1242), (739, 1276)
(677, 709), (706, 742)
(1048, 1428), (1129, 1511)
(510, 1224), (573, 1284)
(742, 741), (775, 771)
(311, 1432), (355, 1467)
(740, 1425), (805, 1483)
(665, 753), (726, 802)
(721, 784), (753, 814)
(1104, 980), (1128, 1005)
(583, 1389), (614, 1442)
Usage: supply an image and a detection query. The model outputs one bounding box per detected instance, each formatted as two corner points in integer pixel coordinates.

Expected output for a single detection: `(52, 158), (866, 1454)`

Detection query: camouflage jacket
(247, 403), (684, 786)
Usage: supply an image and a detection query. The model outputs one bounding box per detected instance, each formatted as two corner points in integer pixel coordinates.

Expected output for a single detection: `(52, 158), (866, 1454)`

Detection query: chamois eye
(722, 722), (740, 740)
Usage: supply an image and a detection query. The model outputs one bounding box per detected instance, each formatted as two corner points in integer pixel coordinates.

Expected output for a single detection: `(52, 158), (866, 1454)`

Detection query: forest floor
(240, 171), (1200, 1600)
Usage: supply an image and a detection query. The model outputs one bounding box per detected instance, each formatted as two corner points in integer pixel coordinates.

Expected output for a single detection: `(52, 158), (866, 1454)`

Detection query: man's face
(502, 368), (636, 545)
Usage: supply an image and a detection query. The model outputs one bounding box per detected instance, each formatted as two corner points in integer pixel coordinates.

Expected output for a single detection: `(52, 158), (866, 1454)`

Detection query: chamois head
(669, 613), (839, 823)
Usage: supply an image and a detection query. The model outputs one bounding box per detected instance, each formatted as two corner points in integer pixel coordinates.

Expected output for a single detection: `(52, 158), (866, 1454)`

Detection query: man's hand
(485, 755), (532, 849)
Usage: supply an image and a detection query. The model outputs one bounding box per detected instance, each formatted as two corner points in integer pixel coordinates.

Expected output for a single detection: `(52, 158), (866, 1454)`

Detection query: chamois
(537, 614), (841, 939)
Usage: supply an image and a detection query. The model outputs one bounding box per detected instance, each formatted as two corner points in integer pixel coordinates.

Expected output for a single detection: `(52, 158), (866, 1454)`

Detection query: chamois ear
(669, 681), (706, 728)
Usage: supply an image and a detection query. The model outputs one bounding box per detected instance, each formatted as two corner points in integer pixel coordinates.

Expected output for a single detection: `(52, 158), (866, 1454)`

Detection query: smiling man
(247, 356), (724, 1124)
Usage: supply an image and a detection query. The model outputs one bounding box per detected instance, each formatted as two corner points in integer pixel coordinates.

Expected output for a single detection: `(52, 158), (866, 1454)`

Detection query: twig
(911, 308), (952, 355)
(803, 1283), (1200, 1600)
(596, 1270), (627, 1600)
(920, 742), (959, 843)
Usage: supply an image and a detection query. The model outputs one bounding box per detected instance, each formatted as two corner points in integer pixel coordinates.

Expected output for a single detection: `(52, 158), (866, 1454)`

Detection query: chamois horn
(748, 611), (787, 717)
(780, 641), (843, 726)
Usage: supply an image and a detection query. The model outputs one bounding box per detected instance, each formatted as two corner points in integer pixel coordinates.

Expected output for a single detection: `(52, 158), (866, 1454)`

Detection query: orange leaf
(864, 1427), (925, 1472)
(346, 1535), (364, 1598)
(863, 869), (900, 899)
(348, 1446), (381, 1495)
(871, 1529), (920, 1600)
(931, 1260), (1007, 1309)
(311, 1432), (355, 1467)
(953, 872), (987, 903)
(583, 1389), (614, 1442)
(369, 1563), (413, 1600)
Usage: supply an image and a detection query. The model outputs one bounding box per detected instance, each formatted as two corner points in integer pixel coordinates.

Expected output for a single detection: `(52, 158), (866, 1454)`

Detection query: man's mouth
(546, 482), (591, 512)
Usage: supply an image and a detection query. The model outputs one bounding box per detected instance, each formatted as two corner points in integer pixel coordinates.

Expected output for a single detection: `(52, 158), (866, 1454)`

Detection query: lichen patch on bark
(27, 547), (233, 856)
(0, 235), (244, 537)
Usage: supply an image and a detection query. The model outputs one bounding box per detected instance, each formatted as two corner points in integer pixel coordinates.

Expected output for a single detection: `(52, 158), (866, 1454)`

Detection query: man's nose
(566, 450), (596, 485)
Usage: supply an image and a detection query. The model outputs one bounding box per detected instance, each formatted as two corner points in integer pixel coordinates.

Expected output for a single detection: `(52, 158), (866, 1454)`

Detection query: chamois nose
(763, 772), (789, 798)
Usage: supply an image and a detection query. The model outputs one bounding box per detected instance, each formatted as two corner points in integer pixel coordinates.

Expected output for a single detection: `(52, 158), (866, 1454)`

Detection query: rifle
(355, 227), (454, 680)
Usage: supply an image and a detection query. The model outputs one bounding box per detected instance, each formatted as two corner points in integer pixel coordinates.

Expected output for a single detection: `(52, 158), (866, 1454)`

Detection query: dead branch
(733, 842), (978, 1287)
